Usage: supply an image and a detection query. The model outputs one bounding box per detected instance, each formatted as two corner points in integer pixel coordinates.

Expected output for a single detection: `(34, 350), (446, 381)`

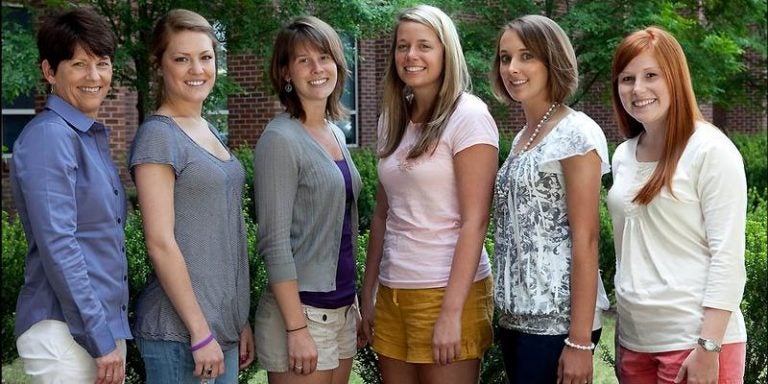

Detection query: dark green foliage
(1, 211), (26, 365)
(498, 134), (513, 168)
(598, 187), (616, 305)
(743, 190), (767, 383)
(351, 148), (380, 232)
(731, 132), (768, 197)
(123, 210), (150, 382)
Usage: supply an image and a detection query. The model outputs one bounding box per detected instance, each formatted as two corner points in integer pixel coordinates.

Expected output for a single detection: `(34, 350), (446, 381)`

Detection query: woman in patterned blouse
(490, 15), (610, 384)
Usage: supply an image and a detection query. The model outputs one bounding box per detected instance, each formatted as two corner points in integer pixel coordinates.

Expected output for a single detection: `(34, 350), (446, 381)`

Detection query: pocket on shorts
(304, 306), (340, 326)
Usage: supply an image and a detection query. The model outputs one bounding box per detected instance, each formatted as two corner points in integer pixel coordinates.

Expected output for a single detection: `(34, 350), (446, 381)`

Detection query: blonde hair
(379, 4), (470, 159)
(611, 26), (702, 205)
(150, 9), (218, 109)
(490, 15), (577, 104)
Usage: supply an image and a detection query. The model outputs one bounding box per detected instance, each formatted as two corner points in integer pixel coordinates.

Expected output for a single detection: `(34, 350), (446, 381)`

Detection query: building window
(2, 5), (35, 157)
(339, 36), (358, 146)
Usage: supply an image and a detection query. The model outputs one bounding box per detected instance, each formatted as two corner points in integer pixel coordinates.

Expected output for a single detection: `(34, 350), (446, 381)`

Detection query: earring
(50, 83), (56, 95)
(284, 81), (293, 93)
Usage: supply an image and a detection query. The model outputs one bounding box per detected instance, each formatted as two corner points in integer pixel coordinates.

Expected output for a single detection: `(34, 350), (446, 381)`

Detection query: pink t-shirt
(377, 93), (499, 288)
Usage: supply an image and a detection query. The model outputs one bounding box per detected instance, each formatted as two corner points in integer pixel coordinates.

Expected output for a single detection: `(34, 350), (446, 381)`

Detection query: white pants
(16, 320), (126, 384)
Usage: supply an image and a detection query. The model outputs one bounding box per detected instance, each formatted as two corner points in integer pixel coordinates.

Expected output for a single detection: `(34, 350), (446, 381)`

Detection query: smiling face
(159, 30), (216, 106)
(284, 42), (338, 109)
(394, 21), (444, 96)
(497, 30), (549, 105)
(42, 44), (112, 119)
(617, 50), (671, 131)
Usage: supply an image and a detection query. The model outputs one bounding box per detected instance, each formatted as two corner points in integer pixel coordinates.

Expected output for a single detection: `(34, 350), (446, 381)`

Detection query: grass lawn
(593, 310), (619, 384)
(3, 313), (617, 384)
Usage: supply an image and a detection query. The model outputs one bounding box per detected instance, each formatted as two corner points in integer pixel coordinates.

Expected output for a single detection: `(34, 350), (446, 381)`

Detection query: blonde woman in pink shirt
(360, 5), (499, 384)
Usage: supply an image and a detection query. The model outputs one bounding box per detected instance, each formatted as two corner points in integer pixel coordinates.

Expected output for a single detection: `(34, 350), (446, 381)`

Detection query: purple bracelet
(189, 333), (214, 352)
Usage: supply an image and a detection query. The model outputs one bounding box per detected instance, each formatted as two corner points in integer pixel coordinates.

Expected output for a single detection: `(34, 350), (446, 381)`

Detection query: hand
(355, 306), (367, 349)
(238, 324), (255, 370)
(94, 348), (124, 384)
(287, 327), (318, 375)
(674, 347), (719, 384)
(192, 337), (225, 379)
(557, 345), (593, 384)
(432, 311), (461, 365)
(360, 296), (376, 345)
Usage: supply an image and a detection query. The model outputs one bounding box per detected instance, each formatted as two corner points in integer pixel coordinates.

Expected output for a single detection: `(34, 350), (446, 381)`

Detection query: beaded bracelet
(190, 333), (215, 352)
(564, 337), (595, 351)
(286, 324), (308, 333)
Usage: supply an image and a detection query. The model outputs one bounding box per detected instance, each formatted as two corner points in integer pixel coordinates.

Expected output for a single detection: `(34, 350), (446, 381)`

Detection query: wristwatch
(697, 337), (722, 352)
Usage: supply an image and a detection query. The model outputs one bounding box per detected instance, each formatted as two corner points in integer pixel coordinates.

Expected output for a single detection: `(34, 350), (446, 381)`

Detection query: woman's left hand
(432, 311), (462, 365)
(674, 347), (719, 384)
(557, 346), (593, 384)
(238, 324), (255, 370)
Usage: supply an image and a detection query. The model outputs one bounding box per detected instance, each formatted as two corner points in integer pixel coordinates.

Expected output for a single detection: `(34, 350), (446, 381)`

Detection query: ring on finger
(206, 368), (213, 376)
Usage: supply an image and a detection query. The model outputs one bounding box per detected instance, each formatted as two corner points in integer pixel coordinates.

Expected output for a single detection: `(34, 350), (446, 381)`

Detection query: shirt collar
(45, 95), (98, 132)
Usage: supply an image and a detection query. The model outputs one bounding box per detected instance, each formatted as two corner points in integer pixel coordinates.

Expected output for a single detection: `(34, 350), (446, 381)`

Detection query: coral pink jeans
(618, 343), (746, 384)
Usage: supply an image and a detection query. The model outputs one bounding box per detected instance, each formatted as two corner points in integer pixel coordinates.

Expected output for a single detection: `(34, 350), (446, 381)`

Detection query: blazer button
(322, 314), (327, 321)
(121, 305), (127, 311)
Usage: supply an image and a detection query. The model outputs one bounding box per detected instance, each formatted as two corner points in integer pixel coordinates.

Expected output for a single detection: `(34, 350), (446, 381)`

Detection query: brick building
(2, 31), (766, 212)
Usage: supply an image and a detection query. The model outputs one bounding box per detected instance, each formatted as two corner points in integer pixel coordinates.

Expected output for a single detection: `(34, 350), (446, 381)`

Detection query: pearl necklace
(517, 102), (560, 153)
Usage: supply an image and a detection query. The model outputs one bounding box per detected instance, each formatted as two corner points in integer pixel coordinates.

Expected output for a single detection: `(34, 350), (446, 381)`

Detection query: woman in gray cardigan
(252, 16), (363, 384)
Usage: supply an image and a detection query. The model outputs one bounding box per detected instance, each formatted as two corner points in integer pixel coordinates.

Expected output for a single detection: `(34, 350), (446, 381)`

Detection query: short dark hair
(37, 7), (116, 72)
(270, 16), (348, 122)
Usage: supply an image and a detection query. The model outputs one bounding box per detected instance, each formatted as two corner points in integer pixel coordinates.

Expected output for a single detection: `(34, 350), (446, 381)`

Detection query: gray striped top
(129, 115), (250, 350)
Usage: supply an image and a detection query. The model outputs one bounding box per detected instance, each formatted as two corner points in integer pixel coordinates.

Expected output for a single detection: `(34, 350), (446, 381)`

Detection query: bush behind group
(1, 132), (765, 383)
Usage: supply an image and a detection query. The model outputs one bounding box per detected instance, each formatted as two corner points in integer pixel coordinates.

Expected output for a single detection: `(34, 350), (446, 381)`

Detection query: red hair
(610, 26), (702, 205)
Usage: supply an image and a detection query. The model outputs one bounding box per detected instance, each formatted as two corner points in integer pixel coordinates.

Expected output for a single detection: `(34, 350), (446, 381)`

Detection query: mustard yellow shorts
(372, 276), (494, 363)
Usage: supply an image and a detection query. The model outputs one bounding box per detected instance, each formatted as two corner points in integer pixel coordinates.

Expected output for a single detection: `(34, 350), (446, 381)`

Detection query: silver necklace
(517, 102), (560, 153)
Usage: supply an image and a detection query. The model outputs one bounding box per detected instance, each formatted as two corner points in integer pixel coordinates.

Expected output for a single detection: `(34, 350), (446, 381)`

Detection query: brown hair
(611, 26), (702, 204)
(270, 16), (348, 122)
(150, 9), (218, 108)
(490, 15), (577, 104)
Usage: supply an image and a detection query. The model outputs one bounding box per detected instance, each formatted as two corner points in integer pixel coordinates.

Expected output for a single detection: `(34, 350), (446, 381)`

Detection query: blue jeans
(499, 328), (602, 384)
(137, 338), (239, 384)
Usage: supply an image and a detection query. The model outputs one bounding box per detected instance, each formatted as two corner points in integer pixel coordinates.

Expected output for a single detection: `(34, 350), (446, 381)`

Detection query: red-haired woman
(608, 26), (747, 384)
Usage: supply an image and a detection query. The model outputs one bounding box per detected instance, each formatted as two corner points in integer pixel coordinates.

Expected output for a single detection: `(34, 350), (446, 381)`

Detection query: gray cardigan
(253, 113), (362, 292)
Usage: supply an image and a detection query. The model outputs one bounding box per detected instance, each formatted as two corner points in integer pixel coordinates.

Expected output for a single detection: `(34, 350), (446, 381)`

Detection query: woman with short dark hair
(12, 6), (130, 384)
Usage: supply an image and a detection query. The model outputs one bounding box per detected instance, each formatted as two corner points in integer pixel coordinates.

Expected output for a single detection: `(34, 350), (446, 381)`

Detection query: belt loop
(392, 288), (399, 306)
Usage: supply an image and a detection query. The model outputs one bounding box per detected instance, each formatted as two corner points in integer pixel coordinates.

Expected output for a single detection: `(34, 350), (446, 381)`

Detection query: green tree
(1, 9), (40, 102)
(3, 0), (413, 121)
(457, 0), (766, 109)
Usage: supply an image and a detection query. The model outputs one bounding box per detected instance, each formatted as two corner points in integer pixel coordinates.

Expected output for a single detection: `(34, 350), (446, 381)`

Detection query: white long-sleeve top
(607, 121), (747, 353)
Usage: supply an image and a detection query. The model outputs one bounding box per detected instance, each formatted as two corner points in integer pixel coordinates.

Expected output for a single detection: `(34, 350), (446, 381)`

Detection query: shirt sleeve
(128, 117), (184, 177)
(253, 126), (300, 284)
(445, 96), (499, 155)
(696, 136), (747, 311)
(539, 113), (610, 175)
(13, 121), (116, 357)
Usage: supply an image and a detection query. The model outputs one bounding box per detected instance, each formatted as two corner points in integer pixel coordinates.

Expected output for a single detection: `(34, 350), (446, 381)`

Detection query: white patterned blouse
(494, 110), (610, 335)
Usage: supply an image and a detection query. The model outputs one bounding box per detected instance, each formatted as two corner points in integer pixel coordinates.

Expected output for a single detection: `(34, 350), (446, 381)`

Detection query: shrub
(731, 132), (767, 194)
(1, 210), (25, 365)
(743, 189), (767, 383)
(351, 148), (379, 232)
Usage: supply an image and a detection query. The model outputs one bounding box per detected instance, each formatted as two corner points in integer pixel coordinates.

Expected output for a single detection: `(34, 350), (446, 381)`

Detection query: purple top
(299, 159), (356, 308)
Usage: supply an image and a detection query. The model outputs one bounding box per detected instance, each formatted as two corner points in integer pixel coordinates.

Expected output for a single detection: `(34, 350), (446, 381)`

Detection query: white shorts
(16, 319), (127, 383)
(253, 291), (358, 372)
